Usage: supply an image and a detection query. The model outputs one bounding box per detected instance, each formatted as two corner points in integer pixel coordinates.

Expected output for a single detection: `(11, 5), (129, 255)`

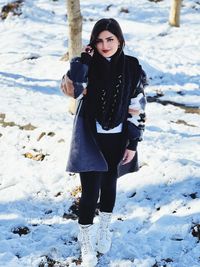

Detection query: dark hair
(89, 18), (125, 50)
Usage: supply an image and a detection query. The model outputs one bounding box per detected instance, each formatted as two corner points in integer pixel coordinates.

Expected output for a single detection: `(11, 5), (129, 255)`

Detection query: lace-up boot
(96, 212), (112, 254)
(78, 224), (97, 267)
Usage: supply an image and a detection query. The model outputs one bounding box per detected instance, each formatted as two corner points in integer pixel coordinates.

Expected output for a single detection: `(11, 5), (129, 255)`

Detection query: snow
(0, 0), (200, 266)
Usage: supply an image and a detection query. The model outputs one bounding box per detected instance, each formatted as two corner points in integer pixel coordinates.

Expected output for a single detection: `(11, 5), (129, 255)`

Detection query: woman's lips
(102, 49), (110, 53)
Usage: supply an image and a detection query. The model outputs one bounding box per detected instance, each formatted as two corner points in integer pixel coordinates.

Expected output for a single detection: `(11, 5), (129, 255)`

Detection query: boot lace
(81, 229), (93, 254)
(99, 214), (111, 241)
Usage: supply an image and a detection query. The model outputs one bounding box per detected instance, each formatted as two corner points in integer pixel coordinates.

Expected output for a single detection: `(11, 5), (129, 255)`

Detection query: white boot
(96, 212), (112, 254)
(78, 224), (98, 267)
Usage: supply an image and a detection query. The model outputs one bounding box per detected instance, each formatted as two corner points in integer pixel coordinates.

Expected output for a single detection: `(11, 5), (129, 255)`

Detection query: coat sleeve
(126, 68), (148, 151)
(62, 53), (92, 99)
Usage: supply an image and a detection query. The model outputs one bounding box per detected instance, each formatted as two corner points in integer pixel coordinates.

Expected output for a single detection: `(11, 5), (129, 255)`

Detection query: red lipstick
(102, 49), (110, 53)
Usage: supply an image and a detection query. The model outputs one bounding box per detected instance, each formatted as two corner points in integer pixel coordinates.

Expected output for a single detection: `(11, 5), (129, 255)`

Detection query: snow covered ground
(0, 0), (200, 266)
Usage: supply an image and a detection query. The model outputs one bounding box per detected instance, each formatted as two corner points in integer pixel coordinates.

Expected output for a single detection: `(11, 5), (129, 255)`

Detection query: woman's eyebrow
(96, 36), (114, 41)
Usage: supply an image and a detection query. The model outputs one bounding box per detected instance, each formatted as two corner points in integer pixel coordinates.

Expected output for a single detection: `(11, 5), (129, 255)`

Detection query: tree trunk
(67, 0), (82, 59)
(66, 0), (82, 114)
(169, 0), (182, 27)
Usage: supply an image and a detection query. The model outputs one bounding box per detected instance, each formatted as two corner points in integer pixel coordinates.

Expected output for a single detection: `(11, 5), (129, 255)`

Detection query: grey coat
(66, 96), (139, 178)
(65, 54), (147, 178)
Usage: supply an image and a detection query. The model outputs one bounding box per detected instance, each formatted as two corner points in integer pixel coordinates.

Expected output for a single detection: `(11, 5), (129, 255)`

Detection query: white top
(96, 121), (123, 133)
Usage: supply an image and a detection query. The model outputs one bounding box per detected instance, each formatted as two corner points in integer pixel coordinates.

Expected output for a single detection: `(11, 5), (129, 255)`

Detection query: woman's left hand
(122, 149), (136, 165)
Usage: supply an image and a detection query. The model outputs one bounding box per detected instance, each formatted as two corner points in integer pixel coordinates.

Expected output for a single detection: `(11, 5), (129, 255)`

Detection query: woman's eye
(108, 39), (114, 42)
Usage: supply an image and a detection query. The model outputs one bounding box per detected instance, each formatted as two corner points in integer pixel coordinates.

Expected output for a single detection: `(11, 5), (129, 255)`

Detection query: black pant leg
(78, 171), (101, 225)
(99, 169), (118, 212)
(96, 133), (123, 213)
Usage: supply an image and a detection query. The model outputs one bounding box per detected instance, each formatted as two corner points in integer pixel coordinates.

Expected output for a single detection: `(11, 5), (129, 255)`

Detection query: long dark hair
(89, 18), (125, 50)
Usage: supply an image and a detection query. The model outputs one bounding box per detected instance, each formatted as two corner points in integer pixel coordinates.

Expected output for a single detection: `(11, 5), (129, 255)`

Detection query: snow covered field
(0, 0), (200, 266)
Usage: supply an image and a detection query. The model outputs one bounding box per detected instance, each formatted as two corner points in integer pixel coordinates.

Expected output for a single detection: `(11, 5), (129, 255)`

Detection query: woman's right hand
(82, 45), (94, 57)
(60, 74), (74, 97)
(60, 74), (87, 97)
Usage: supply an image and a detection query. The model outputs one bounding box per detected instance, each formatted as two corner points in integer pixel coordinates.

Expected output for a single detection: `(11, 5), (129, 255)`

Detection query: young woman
(61, 18), (147, 267)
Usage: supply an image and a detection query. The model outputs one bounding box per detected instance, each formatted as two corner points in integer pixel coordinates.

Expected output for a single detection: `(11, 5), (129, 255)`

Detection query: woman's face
(95, 30), (120, 58)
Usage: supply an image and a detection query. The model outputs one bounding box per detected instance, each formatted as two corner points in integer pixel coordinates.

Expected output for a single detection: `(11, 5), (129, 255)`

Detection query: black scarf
(86, 49), (131, 130)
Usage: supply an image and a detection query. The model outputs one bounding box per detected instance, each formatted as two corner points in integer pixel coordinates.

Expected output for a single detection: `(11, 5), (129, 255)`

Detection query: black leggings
(78, 133), (123, 225)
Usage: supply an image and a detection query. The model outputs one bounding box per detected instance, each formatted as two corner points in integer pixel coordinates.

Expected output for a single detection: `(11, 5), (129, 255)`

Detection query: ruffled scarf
(86, 49), (131, 130)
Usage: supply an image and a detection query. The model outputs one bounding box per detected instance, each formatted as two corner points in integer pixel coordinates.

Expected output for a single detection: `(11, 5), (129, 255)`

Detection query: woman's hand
(122, 149), (136, 165)
(82, 45), (94, 57)
(60, 74), (74, 97)
(60, 75), (87, 97)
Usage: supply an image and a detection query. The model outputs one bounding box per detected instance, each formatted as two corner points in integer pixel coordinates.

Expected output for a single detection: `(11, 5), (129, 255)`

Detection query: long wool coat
(65, 54), (146, 178)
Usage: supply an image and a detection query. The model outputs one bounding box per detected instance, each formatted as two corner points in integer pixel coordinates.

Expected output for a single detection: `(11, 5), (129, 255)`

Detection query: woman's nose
(102, 41), (108, 49)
